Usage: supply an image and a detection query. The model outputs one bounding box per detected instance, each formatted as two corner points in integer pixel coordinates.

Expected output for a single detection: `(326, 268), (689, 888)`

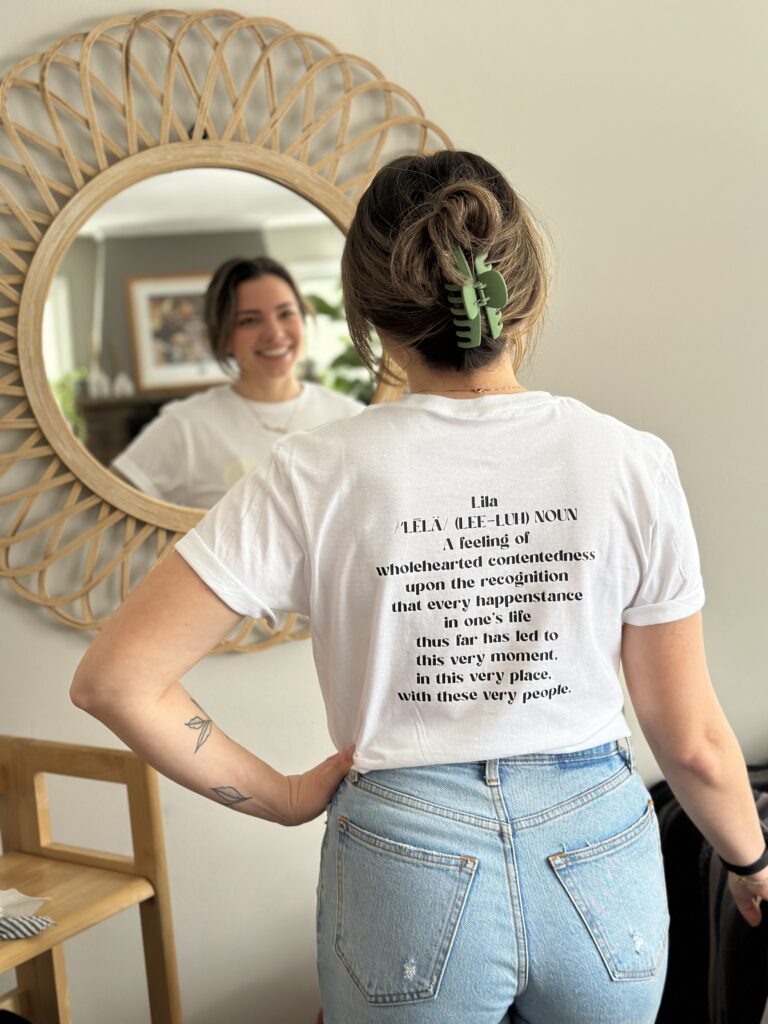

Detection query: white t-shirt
(175, 391), (706, 772)
(112, 382), (364, 508)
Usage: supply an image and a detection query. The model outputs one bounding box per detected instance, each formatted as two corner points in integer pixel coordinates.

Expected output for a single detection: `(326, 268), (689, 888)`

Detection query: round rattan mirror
(0, 10), (451, 650)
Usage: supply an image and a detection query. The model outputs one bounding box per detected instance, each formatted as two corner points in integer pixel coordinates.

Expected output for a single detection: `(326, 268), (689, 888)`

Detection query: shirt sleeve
(111, 413), (186, 502)
(173, 444), (309, 626)
(622, 445), (705, 626)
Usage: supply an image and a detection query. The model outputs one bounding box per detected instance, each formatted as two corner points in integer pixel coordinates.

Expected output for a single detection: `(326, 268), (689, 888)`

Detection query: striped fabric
(0, 915), (55, 940)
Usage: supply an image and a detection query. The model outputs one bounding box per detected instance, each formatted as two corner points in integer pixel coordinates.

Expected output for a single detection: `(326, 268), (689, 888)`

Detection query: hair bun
(429, 180), (503, 261)
(387, 180), (503, 306)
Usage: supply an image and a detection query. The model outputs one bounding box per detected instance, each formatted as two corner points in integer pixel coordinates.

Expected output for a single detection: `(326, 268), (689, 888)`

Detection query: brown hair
(341, 150), (550, 381)
(203, 256), (312, 373)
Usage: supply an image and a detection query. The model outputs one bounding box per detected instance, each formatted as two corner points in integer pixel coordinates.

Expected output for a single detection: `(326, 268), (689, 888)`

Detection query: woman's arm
(621, 611), (766, 925)
(70, 551), (353, 825)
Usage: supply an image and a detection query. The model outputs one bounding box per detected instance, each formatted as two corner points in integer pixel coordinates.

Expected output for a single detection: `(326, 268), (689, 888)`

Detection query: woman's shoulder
(555, 394), (672, 468)
(301, 381), (366, 414)
(157, 385), (234, 420)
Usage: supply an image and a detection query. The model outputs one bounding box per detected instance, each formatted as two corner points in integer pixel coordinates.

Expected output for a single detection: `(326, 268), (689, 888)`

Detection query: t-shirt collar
(396, 390), (553, 415)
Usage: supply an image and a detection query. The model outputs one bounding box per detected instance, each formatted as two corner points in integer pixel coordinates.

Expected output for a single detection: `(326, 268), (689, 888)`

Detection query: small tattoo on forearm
(185, 699), (212, 753)
(211, 785), (251, 806)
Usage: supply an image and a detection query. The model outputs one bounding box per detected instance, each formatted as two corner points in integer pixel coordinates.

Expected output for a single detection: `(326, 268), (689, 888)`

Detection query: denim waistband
(349, 737), (635, 785)
(485, 739), (634, 784)
(499, 738), (631, 766)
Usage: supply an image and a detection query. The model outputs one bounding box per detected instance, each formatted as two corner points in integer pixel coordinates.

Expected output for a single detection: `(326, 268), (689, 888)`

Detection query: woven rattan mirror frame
(0, 10), (451, 650)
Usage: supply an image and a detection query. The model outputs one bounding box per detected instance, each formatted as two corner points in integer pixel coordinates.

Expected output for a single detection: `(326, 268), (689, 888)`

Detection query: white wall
(2, 2), (766, 1021)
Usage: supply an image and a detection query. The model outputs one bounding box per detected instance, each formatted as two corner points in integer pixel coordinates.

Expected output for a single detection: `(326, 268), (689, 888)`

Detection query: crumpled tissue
(0, 888), (55, 940)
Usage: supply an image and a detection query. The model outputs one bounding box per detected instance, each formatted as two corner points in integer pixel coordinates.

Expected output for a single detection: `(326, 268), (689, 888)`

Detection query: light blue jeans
(316, 738), (669, 1023)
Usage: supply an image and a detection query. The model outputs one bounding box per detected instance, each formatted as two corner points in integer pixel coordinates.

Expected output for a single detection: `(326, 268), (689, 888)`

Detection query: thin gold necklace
(233, 383), (305, 434)
(251, 406), (302, 435)
(411, 384), (527, 395)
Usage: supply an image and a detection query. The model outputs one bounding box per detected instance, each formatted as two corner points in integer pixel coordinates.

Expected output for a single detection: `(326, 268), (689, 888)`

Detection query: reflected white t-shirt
(174, 391), (705, 772)
(112, 382), (364, 508)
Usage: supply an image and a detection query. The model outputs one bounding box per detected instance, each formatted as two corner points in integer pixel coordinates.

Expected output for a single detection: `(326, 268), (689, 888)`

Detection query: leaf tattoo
(211, 786), (251, 806)
(185, 699), (212, 753)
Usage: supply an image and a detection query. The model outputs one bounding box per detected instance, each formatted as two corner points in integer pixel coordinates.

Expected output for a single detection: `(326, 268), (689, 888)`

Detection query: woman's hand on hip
(281, 746), (356, 826)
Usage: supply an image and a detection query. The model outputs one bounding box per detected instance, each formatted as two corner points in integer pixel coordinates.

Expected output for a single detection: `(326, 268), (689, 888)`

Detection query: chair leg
(139, 897), (182, 1023)
(15, 946), (71, 1024)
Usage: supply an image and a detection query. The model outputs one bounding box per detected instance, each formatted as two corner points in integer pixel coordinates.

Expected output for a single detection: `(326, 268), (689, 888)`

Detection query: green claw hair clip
(445, 246), (509, 349)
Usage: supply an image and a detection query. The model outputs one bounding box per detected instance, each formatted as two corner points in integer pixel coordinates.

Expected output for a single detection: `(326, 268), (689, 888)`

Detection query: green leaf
(305, 294), (342, 318)
(329, 346), (365, 369)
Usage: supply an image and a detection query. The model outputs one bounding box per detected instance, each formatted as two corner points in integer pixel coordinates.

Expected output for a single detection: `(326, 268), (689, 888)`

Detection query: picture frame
(126, 273), (230, 393)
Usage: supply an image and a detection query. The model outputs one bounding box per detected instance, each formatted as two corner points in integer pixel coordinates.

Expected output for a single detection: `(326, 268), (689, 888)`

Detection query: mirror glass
(43, 167), (374, 510)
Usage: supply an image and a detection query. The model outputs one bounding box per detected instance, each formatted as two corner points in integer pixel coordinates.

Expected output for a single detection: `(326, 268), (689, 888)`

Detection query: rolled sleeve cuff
(174, 531), (274, 624)
(621, 585), (705, 626)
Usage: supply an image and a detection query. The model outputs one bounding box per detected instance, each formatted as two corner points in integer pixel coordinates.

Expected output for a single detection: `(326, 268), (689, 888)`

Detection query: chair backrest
(0, 735), (169, 885)
(0, 735), (181, 1022)
(0, 737), (17, 851)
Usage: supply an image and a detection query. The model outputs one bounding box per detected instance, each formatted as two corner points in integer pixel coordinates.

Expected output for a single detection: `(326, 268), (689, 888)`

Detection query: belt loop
(347, 769), (359, 784)
(484, 759), (500, 786)
(621, 737), (636, 774)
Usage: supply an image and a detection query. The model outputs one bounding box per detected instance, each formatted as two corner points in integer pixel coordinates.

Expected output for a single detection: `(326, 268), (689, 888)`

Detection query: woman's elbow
(70, 664), (102, 714)
(71, 647), (168, 722)
(70, 652), (118, 717)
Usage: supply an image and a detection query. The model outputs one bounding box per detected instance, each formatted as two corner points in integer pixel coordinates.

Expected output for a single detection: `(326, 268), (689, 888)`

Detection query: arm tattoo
(185, 699), (212, 753)
(211, 785), (251, 806)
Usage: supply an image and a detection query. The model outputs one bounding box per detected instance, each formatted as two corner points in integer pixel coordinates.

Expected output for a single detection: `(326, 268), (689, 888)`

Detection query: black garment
(652, 763), (768, 1024)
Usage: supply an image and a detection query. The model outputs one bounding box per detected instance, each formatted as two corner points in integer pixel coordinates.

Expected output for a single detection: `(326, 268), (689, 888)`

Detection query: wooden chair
(0, 736), (181, 1022)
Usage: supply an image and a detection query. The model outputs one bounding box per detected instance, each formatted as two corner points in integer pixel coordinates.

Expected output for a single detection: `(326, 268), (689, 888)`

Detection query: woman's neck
(401, 355), (525, 399)
(232, 376), (303, 403)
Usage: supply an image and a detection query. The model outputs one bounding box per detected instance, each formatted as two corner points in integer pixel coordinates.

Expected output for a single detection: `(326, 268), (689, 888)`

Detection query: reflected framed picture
(126, 273), (230, 394)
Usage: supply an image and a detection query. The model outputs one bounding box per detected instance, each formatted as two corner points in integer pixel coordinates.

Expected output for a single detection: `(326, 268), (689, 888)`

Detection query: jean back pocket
(547, 798), (670, 981)
(335, 815), (477, 1005)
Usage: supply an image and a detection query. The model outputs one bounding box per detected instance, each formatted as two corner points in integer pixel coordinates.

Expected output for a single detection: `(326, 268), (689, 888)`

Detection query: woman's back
(176, 388), (704, 770)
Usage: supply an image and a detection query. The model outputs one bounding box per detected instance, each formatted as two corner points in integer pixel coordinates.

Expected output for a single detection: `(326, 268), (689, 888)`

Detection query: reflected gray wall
(262, 222), (345, 263)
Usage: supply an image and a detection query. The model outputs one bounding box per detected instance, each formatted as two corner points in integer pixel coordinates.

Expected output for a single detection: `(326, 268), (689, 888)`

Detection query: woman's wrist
(719, 842), (768, 876)
(726, 862), (768, 887)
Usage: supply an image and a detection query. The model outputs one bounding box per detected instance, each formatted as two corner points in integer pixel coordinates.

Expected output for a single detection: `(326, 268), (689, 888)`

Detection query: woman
(72, 151), (766, 1024)
(112, 256), (364, 508)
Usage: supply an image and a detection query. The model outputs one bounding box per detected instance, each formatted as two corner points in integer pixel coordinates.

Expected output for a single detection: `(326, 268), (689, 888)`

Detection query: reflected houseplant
(303, 293), (377, 405)
(50, 368), (88, 439)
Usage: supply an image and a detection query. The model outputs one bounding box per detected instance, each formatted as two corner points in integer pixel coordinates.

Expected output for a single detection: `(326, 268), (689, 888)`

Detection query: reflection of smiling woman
(112, 257), (363, 508)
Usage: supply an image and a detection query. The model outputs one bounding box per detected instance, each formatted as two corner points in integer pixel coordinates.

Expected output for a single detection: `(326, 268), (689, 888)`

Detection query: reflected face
(227, 275), (305, 382)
